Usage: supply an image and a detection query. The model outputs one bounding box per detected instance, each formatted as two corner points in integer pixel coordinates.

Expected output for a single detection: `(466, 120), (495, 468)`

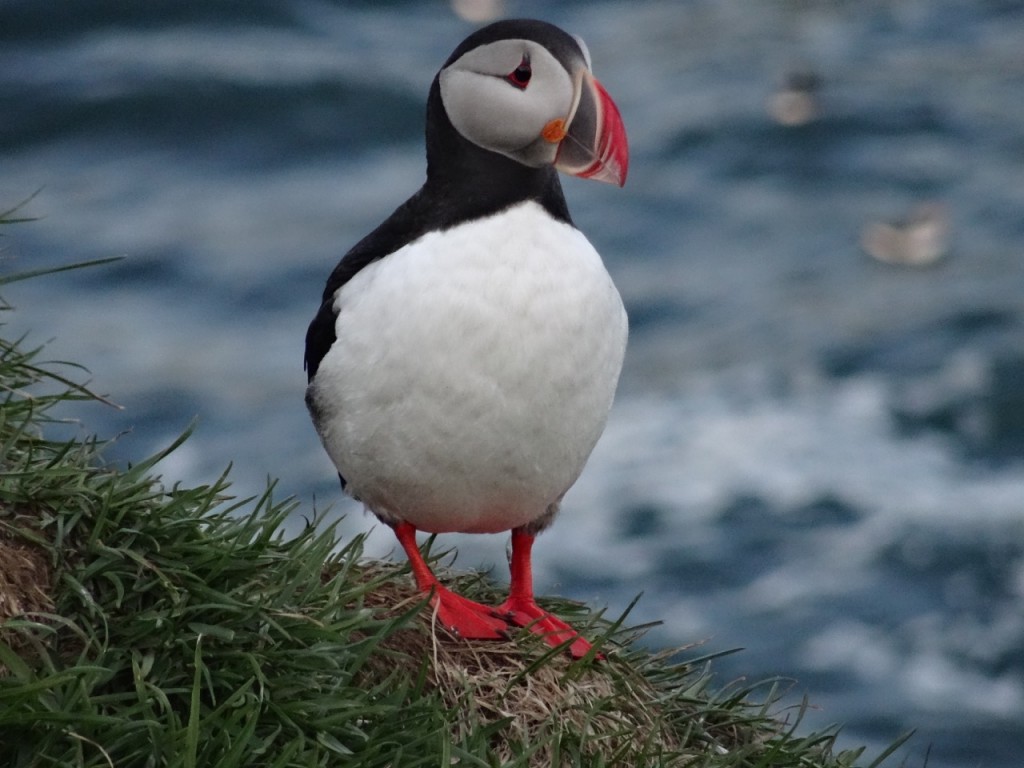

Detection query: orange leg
(495, 528), (595, 659)
(393, 522), (508, 639)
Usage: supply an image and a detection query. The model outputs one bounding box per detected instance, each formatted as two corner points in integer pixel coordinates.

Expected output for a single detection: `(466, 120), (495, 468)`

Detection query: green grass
(0, 215), (912, 766)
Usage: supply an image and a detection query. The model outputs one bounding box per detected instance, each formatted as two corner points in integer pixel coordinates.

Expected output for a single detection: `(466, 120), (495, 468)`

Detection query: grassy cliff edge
(0, 265), (909, 766)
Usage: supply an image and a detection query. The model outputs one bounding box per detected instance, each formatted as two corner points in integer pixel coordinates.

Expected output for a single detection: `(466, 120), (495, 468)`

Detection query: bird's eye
(504, 56), (531, 89)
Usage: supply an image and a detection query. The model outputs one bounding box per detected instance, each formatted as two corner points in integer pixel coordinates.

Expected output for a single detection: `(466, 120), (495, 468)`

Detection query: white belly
(308, 201), (627, 533)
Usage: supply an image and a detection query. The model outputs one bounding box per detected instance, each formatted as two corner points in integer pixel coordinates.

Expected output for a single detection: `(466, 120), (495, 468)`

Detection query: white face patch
(572, 34), (592, 71)
(439, 39), (574, 164)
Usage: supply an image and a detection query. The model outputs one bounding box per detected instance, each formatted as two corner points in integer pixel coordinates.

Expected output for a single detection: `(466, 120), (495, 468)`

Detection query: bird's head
(434, 19), (628, 187)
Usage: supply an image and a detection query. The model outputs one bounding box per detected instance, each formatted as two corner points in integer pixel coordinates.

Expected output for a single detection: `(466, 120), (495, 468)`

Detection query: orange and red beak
(553, 71), (629, 187)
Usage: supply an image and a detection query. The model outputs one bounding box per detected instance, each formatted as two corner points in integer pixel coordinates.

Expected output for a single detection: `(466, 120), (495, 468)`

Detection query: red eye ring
(505, 56), (531, 89)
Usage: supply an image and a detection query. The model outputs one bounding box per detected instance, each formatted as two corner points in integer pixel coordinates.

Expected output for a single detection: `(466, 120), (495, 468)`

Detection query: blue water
(3, 2), (1024, 765)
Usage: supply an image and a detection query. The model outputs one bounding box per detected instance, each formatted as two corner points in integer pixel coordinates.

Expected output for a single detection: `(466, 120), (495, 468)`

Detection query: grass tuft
(0, 248), (910, 765)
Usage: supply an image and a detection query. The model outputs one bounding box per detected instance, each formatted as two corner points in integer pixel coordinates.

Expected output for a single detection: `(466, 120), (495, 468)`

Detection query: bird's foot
(427, 584), (509, 640)
(496, 596), (595, 659)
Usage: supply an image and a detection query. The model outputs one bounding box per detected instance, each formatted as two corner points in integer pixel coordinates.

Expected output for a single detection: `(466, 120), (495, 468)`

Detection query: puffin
(304, 18), (629, 658)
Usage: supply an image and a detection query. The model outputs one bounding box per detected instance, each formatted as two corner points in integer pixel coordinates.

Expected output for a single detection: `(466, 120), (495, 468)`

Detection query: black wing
(303, 190), (435, 382)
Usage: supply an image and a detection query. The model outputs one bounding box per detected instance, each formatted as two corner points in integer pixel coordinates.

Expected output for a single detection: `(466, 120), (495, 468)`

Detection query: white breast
(308, 201), (627, 534)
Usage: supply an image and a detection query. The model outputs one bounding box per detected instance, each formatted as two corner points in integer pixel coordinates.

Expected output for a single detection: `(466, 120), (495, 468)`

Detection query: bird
(768, 70), (822, 127)
(304, 18), (629, 659)
(861, 201), (949, 267)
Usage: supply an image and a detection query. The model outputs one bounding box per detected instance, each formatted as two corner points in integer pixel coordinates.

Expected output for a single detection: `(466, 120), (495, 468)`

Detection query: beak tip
(613, 157), (629, 188)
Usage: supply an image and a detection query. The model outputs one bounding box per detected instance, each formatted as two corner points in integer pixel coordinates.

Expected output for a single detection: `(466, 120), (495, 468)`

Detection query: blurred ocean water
(2, 1), (1023, 765)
